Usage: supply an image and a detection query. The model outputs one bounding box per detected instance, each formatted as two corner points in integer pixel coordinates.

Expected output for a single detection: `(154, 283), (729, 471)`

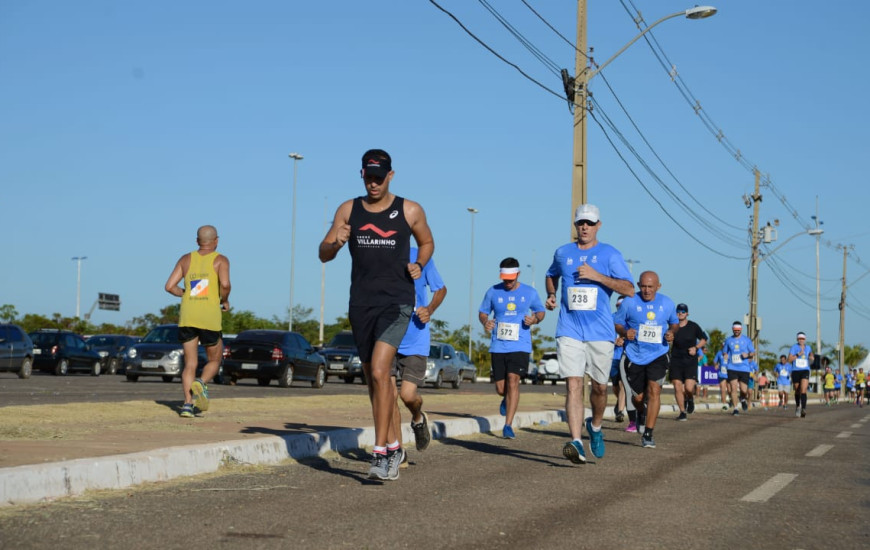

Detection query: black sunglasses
(574, 220), (597, 227)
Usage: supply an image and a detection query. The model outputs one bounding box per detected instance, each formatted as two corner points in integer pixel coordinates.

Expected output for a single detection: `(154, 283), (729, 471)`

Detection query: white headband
(500, 267), (520, 275)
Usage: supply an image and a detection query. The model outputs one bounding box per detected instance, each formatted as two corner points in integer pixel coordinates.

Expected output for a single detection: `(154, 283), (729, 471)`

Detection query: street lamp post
(71, 256), (87, 319)
(467, 208), (479, 359)
(570, 4), (717, 224)
(811, 201), (824, 372)
(625, 259), (640, 276)
(288, 152), (303, 332)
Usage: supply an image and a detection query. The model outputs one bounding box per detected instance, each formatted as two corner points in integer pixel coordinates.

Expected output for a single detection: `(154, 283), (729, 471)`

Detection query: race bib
(567, 286), (597, 311)
(732, 354), (743, 364)
(497, 322), (520, 341)
(795, 358), (808, 369)
(637, 323), (663, 344)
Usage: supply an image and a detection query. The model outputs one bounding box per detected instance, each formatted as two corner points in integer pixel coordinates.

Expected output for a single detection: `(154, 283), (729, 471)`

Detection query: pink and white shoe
(625, 421), (637, 433)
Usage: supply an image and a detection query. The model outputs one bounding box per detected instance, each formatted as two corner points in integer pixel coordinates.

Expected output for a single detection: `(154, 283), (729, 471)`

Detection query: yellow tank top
(179, 251), (222, 331)
(858, 372), (866, 385)
(824, 373), (835, 389)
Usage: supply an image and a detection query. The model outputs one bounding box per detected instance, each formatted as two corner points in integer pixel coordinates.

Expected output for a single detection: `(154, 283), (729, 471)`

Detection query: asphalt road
(1, 402), (866, 549)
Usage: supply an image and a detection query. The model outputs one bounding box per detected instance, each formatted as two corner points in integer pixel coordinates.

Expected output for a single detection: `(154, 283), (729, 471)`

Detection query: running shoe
(368, 452), (392, 480)
(411, 412), (431, 451)
(192, 378), (209, 412)
(740, 398), (748, 412)
(641, 433), (656, 449)
(585, 418), (604, 458)
(732, 409), (740, 416)
(625, 421), (638, 433)
(800, 408), (806, 418)
(386, 447), (405, 480)
(399, 450), (409, 469)
(795, 407), (801, 418)
(499, 397), (506, 416)
(615, 410), (625, 423)
(179, 403), (194, 418)
(686, 399), (695, 414)
(722, 404), (729, 411)
(677, 412), (688, 422)
(562, 440), (586, 464)
(502, 425), (516, 439)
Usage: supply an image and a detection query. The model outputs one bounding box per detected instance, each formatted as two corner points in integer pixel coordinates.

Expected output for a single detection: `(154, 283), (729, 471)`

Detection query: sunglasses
(677, 310), (687, 314)
(574, 220), (597, 227)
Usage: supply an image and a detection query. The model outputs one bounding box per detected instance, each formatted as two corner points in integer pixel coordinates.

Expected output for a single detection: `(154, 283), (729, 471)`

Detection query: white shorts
(556, 337), (614, 385)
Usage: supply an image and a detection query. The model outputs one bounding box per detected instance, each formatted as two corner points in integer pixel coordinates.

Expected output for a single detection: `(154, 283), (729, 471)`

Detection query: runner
(714, 347), (730, 410)
(610, 297), (628, 424)
(670, 303), (707, 421)
(823, 366), (835, 405)
(614, 271), (679, 449)
(479, 257), (545, 439)
(856, 368), (866, 407)
(787, 331), (815, 418)
(722, 321), (756, 416)
(775, 355), (791, 410)
(544, 204), (635, 463)
(318, 148), (434, 481)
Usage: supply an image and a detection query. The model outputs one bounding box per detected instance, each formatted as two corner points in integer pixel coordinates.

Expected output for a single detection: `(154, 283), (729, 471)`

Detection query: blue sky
(2, 0), (869, 358)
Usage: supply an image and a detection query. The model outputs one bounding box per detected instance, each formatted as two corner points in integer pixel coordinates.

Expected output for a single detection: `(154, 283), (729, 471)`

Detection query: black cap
(361, 149), (392, 179)
(676, 303), (688, 312)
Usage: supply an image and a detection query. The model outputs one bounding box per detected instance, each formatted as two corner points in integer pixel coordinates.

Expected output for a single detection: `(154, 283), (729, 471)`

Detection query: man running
(787, 331), (814, 418)
(479, 257), (545, 439)
(392, 247), (446, 454)
(714, 347), (730, 410)
(164, 225), (231, 418)
(319, 149), (434, 481)
(670, 303), (707, 421)
(856, 368), (866, 407)
(614, 271), (679, 449)
(776, 354), (791, 409)
(722, 321), (756, 416)
(545, 204), (635, 463)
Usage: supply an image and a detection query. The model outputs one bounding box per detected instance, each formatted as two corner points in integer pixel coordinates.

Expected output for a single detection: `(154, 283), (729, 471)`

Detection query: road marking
(851, 423), (861, 429)
(741, 473), (798, 503)
(806, 444), (833, 457)
(836, 432), (852, 439)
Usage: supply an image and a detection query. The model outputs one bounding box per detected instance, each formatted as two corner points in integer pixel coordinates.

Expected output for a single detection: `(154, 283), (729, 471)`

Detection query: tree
(0, 304), (19, 323)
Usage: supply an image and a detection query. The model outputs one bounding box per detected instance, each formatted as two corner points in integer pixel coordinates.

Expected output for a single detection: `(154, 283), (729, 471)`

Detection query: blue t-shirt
(479, 282), (544, 354)
(545, 241), (632, 342)
(398, 249), (445, 356)
(715, 350), (727, 379)
(613, 293), (677, 365)
(723, 335), (755, 373)
(788, 342), (813, 371)
(776, 361), (791, 386)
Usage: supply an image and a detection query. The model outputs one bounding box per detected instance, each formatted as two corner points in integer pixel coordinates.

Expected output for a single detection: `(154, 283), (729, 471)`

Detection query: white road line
(851, 423), (861, 429)
(741, 473), (798, 503)
(836, 432), (852, 439)
(806, 444), (834, 457)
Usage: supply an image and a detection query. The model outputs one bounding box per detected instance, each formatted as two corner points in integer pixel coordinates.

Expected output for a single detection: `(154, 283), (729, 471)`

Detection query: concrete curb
(0, 409), (568, 507)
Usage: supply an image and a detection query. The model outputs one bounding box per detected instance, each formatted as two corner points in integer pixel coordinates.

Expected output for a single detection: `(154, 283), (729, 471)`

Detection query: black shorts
(392, 354), (427, 386)
(625, 353), (669, 396)
(727, 370), (750, 384)
(178, 326), (222, 347)
(349, 304), (413, 363)
(791, 370), (810, 382)
(490, 352), (529, 382)
(669, 361), (697, 382)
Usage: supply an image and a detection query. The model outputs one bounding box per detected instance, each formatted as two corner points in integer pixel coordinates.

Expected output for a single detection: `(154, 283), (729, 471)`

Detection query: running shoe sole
(192, 379), (209, 412)
(562, 441), (586, 464)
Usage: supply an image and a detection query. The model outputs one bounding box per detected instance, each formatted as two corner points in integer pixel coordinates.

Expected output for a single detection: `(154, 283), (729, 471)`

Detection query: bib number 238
(568, 287), (597, 311)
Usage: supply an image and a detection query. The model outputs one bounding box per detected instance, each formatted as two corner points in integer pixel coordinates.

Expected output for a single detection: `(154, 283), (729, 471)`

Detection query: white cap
(574, 204), (600, 223)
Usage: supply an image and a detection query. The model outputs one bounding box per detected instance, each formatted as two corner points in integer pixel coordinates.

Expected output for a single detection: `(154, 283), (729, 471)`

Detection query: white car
(537, 352), (561, 384)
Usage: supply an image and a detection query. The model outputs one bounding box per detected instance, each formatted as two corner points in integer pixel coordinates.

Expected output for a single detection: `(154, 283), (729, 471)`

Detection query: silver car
(424, 342), (463, 389)
(124, 325), (205, 383)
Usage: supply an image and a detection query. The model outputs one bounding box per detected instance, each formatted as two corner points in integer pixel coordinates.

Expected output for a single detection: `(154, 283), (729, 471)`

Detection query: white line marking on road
(836, 432), (852, 439)
(806, 444), (833, 457)
(851, 423), (861, 429)
(741, 473), (798, 503)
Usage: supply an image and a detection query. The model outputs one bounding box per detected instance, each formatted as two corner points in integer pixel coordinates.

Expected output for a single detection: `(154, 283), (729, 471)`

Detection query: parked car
(0, 323), (34, 378)
(524, 357), (539, 384)
(318, 330), (364, 384)
(425, 342), (463, 389)
(86, 334), (139, 375)
(123, 324), (206, 383)
(28, 329), (102, 376)
(455, 350), (477, 384)
(537, 352), (561, 384)
(222, 330), (326, 388)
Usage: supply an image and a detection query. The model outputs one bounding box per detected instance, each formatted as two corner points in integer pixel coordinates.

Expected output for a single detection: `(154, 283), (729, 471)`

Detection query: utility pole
(570, 0), (589, 231)
(811, 199), (823, 372)
(747, 169), (762, 353)
(837, 245), (849, 377)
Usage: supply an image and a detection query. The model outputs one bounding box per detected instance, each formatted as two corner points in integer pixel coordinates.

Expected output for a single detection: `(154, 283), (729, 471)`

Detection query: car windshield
(328, 332), (355, 347)
(29, 332), (60, 346)
(142, 326), (179, 344)
(429, 345), (442, 359)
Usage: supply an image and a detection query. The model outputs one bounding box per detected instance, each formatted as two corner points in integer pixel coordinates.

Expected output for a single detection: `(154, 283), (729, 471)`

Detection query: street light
(624, 258), (640, 275)
(71, 256), (87, 319)
(570, 4), (717, 223)
(288, 152), (303, 332)
(811, 203), (824, 372)
(467, 207), (479, 359)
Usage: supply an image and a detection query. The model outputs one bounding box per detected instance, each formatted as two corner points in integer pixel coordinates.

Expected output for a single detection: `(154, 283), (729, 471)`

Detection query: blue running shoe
(179, 403), (194, 418)
(562, 440), (586, 464)
(586, 417), (605, 458)
(192, 378), (209, 412)
(499, 397), (506, 416)
(502, 425), (515, 439)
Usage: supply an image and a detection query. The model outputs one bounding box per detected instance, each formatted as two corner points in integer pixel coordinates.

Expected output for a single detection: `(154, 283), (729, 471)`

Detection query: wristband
(414, 261), (424, 271)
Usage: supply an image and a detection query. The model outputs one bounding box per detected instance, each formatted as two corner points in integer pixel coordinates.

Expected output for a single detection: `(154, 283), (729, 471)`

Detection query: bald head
(197, 225), (218, 246)
(637, 270), (661, 301)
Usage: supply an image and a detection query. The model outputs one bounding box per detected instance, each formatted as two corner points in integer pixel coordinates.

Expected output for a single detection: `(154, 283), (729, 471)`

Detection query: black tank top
(348, 196), (414, 306)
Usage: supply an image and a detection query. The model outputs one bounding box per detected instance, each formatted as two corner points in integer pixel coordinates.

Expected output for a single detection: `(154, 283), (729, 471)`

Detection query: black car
(28, 329), (103, 376)
(0, 323), (34, 379)
(317, 330), (364, 384)
(223, 330), (326, 388)
(86, 334), (139, 375)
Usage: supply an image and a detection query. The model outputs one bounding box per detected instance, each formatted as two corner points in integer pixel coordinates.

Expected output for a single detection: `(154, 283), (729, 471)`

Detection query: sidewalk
(0, 391), (752, 507)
